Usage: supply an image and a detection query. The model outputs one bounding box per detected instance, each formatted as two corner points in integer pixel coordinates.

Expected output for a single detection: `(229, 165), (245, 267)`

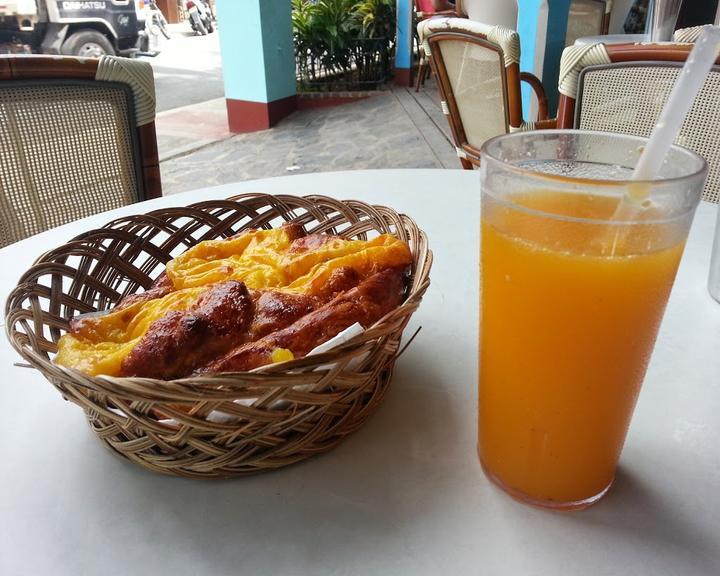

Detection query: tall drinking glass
(709, 206), (720, 302)
(479, 131), (707, 510)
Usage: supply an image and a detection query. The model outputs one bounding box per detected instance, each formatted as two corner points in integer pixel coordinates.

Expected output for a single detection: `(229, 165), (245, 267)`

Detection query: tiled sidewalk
(156, 82), (460, 195)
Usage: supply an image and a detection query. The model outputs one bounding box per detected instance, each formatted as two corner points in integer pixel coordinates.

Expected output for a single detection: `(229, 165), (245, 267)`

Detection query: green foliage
(352, 0), (396, 39)
(292, 0), (396, 85)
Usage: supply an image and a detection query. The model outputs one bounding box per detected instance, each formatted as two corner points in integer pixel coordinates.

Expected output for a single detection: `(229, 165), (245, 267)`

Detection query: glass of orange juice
(478, 130), (707, 510)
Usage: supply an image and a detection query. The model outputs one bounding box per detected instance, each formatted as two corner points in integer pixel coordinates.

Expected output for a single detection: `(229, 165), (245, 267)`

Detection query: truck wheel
(61, 31), (115, 58)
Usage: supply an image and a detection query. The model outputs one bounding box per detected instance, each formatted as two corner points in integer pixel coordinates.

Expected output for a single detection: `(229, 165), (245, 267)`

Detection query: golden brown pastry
(54, 224), (412, 378)
(114, 272), (174, 311)
(248, 266), (359, 340)
(197, 267), (406, 374)
(120, 267), (367, 379)
(120, 280), (254, 379)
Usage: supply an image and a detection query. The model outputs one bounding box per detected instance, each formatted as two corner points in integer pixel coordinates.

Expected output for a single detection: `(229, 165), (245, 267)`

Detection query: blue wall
(518, 0), (570, 117)
(395, 0), (412, 70)
(215, 0), (296, 104)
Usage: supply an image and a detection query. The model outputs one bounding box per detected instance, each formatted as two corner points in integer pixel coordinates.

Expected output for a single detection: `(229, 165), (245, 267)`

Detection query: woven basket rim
(5, 193), (433, 397)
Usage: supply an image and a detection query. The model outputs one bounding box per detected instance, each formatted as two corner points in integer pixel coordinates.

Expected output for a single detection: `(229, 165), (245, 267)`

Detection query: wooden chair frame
(600, 0), (612, 34)
(576, 0), (612, 35)
(0, 55), (162, 201)
(413, 1), (458, 92)
(563, 0), (613, 48)
(426, 24), (553, 169)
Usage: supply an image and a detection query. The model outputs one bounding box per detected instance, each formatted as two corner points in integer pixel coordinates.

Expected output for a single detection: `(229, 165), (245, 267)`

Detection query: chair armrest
(417, 9), (457, 19)
(520, 72), (549, 121)
(534, 118), (557, 129)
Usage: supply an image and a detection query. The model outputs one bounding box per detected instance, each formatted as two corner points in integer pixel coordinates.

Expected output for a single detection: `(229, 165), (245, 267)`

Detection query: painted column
(517, 0), (570, 117)
(156, 0), (180, 24)
(395, 0), (413, 86)
(215, 0), (297, 133)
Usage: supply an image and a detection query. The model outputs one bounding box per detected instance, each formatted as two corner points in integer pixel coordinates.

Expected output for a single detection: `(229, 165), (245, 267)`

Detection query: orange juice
(479, 190), (686, 508)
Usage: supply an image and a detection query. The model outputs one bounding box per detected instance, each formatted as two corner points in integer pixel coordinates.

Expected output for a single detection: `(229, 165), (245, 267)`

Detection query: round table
(1, 170), (719, 576)
(574, 33), (648, 45)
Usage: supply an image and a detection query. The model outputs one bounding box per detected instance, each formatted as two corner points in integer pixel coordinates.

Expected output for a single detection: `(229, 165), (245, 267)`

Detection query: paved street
(139, 24), (224, 113)
(158, 86), (459, 195)
(146, 23), (458, 194)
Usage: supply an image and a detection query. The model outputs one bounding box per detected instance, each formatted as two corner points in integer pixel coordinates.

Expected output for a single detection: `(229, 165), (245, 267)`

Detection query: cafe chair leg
(415, 61), (427, 92)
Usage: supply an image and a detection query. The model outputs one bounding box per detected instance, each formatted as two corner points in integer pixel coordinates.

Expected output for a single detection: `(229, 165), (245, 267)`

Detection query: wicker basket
(4, 193), (432, 478)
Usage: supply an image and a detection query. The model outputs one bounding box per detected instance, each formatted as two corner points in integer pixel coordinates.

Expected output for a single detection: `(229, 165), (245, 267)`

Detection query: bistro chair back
(414, 0), (452, 18)
(673, 25), (712, 43)
(0, 55), (161, 247)
(414, 2), (458, 92)
(424, 18), (552, 169)
(566, 0), (613, 46)
(454, 0), (517, 28)
(557, 42), (720, 203)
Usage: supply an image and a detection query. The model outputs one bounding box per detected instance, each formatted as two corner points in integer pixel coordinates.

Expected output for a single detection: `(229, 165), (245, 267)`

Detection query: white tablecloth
(1, 170), (719, 575)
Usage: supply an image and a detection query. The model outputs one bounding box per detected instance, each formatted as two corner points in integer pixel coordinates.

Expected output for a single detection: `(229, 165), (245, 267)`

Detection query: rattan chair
(673, 25), (712, 43)
(454, 0), (517, 28)
(557, 42), (720, 203)
(424, 18), (555, 169)
(414, 1), (458, 92)
(0, 55), (161, 247)
(566, 0), (613, 46)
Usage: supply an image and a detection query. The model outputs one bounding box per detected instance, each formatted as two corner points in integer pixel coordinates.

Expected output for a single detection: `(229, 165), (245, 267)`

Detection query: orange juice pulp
(479, 190), (687, 506)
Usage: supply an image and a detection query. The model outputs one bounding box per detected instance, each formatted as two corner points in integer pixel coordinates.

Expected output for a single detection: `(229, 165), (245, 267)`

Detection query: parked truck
(0, 0), (144, 57)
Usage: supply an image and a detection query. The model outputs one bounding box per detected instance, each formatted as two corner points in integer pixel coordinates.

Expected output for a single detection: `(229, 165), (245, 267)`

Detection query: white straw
(632, 26), (720, 182)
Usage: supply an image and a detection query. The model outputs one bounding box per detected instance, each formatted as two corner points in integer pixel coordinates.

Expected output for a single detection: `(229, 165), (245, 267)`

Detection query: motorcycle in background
(144, 0), (170, 40)
(185, 1), (214, 36)
(135, 0), (170, 53)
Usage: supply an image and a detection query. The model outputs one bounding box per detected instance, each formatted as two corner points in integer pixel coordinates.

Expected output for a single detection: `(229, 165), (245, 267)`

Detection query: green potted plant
(292, 0), (396, 92)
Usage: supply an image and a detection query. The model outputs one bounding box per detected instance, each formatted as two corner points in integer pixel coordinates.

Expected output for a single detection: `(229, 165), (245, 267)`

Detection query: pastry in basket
(54, 224), (413, 379)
